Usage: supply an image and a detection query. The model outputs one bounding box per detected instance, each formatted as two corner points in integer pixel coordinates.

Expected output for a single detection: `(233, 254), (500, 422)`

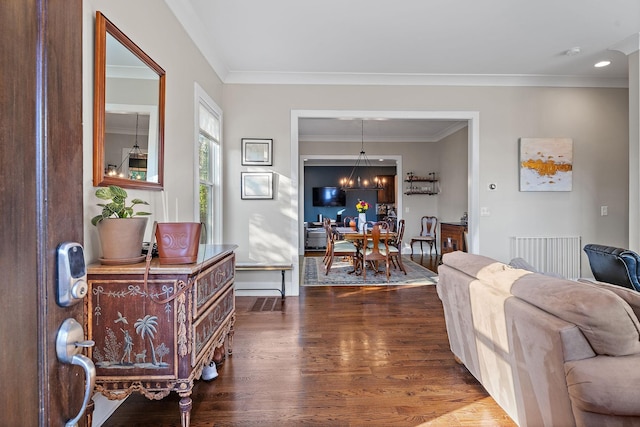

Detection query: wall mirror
(93, 11), (165, 190)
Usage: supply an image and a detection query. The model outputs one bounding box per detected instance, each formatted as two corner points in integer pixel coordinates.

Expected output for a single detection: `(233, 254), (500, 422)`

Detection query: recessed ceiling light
(594, 60), (611, 68)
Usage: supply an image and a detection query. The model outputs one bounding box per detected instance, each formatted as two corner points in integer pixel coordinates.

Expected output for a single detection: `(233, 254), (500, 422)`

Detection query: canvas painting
(519, 138), (573, 192)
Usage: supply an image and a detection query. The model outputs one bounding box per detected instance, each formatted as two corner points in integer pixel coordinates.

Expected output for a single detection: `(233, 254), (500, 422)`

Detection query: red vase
(349, 220), (356, 230)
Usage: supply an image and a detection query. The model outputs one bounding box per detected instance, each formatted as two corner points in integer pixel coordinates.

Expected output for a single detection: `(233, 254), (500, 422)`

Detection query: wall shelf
(404, 172), (439, 195)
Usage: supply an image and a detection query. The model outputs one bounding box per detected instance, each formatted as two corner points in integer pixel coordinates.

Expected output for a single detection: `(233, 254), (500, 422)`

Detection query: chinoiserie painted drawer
(193, 252), (235, 316)
(191, 284), (235, 366)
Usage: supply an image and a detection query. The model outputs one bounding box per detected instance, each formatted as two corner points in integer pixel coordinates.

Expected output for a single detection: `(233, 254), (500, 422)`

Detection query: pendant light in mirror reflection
(105, 112), (149, 181)
(339, 120), (384, 191)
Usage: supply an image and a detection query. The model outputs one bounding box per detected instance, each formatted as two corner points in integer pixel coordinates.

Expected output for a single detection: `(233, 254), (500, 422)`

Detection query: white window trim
(194, 82), (223, 244)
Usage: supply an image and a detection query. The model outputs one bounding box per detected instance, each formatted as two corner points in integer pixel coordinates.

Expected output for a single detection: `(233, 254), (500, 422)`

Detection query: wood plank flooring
(101, 255), (515, 427)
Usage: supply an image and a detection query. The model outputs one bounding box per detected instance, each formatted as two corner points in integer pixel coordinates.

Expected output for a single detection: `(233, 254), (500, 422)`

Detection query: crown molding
(224, 71), (628, 88)
(163, 0), (229, 81)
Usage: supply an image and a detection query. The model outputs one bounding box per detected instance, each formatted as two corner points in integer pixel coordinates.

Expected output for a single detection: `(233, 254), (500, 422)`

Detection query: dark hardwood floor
(101, 254), (515, 427)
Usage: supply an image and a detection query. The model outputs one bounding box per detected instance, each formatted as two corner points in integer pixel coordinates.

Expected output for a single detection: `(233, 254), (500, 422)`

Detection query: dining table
(334, 227), (397, 275)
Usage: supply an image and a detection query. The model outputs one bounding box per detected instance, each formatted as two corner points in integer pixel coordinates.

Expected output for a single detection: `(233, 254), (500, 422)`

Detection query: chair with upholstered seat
(410, 216), (437, 256)
(324, 222), (357, 275)
(583, 244), (640, 291)
(362, 224), (391, 283)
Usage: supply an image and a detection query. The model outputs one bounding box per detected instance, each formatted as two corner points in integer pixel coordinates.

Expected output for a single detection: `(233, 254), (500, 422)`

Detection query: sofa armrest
(565, 354), (640, 416)
(505, 297), (582, 427)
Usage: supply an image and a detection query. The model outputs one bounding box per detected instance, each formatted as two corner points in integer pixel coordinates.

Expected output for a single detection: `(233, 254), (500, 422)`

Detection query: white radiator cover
(509, 236), (581, 279)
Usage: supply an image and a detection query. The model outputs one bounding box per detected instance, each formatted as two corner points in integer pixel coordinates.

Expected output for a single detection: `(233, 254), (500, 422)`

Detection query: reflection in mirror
(93, 11), (165, 190)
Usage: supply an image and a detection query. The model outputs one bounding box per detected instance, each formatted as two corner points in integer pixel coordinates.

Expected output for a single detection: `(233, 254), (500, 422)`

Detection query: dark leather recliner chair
(583, 244), (640, 292)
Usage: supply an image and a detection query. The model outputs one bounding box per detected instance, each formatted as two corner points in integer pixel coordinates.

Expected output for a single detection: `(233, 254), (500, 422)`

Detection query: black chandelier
(339, 120), (383, 190)
(106, 113), (148, 180)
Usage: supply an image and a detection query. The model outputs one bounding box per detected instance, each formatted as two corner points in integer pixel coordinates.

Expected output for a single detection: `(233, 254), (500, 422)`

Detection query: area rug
(302, 256), (438, 286)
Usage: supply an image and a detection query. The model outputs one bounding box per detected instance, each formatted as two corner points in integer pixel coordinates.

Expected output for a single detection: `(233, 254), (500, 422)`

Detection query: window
(195, 85), (222, 244)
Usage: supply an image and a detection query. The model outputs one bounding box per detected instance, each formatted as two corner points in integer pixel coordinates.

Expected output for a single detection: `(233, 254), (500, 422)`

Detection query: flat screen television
(312, 187), (346, 207)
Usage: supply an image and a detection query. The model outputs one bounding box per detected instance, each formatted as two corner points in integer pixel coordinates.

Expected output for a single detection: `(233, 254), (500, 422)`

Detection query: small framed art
(242, 138), (273, 166)
(241, 172), (274, 199)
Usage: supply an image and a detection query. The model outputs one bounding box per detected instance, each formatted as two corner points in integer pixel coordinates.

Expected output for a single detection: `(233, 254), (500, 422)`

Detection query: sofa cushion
(443, 252), (532, 294)
(509, 257), (565, 278)
(565, 354), (640, 415)
(442, 251), (511, 281)
(579, 279), (640, 320)
(512, 274), (640, 356)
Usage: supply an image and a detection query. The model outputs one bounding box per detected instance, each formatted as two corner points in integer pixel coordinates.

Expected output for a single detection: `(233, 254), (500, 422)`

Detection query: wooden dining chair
(362, 224), (390, 282)
(324, 222), (357, 275)
(388, 219), (406, 274)
(410, 215), (437, 255)
(322, 218), (333, 266)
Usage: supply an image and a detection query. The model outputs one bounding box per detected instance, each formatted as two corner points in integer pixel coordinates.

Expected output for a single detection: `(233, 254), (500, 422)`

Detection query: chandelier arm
(339, 119), (383, 190)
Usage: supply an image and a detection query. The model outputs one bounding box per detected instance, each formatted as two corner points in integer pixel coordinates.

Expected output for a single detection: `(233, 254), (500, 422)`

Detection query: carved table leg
(227, 316), (235, 356)
(179, 396), (192, 427)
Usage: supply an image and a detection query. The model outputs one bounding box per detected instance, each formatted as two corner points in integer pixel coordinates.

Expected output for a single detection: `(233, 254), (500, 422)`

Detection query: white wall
(437, 127), (469, 223)
(223, 84), (629, 282)
(82, 0), (224, 262)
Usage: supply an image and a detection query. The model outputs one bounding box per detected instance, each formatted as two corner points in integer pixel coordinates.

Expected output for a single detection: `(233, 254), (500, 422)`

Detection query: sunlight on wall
(248, 213), (291, 263)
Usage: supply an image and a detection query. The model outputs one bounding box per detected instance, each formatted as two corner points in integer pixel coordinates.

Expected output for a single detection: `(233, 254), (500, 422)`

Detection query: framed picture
(241, 172), (274, 199)
(519, 137), (573, 192)
(242, 138), (273, 166)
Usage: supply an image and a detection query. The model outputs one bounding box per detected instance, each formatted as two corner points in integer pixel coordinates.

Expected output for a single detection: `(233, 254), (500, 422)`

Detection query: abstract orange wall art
(519, 138), (573, 191)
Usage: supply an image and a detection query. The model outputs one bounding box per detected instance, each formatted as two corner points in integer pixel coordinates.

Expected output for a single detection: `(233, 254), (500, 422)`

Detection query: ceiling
(163, 0), (640, 144)
(167, 0), (640, 86)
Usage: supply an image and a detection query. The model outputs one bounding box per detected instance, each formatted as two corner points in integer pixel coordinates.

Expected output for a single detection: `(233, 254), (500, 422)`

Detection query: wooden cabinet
(377, 174), (396, 203)
(440, 222), (467, 255)
(404, 172), (439, 195)
(87, 244), (237, 427)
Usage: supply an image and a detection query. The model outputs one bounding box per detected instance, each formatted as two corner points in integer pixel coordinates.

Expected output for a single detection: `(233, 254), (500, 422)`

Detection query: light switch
(601, 206), (608, 216)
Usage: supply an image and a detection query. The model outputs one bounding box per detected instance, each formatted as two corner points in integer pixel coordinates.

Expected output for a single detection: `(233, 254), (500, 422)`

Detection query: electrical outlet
(601, 206), (608, 216)
(480, 207), (490, 216)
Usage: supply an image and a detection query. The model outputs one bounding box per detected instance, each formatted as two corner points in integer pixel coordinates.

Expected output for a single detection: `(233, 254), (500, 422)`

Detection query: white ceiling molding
(163, 0), (229, 81)
(224, 71), (629, 88)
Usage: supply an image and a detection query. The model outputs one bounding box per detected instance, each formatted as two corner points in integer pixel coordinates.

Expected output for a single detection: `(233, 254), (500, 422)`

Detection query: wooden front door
(0, 0), (85, 425)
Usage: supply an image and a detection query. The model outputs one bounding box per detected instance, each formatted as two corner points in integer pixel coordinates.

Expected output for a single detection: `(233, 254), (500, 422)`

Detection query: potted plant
(91, 185), (151, 264)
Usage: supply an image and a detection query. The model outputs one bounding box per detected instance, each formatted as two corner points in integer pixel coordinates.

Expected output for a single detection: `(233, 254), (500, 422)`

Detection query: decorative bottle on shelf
(358, 213), (367, 232)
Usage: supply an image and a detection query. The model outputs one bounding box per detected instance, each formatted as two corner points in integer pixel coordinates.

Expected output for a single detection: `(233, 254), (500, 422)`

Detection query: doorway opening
(289, 109), (480, 296)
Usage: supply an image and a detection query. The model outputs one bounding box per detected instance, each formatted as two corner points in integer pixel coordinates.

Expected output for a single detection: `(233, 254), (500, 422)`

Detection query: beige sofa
(437, 251), (640, 427)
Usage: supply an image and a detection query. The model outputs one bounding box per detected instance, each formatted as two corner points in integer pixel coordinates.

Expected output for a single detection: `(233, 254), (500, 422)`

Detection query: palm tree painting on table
(135, 314), (159, 365)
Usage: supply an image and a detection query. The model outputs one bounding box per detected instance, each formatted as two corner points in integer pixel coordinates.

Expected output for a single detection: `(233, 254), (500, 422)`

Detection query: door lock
(57, 242), (87, 307)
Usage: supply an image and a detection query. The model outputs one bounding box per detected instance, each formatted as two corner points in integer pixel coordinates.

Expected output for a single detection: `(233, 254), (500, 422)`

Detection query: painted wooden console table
(86, 244), (237, 427)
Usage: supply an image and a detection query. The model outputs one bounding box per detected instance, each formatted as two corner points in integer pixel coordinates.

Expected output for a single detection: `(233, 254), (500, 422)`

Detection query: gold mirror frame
(93, 11), (165, 190)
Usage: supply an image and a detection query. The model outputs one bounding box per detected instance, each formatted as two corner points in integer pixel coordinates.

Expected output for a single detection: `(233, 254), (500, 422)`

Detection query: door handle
(56, 318), (96, 427)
